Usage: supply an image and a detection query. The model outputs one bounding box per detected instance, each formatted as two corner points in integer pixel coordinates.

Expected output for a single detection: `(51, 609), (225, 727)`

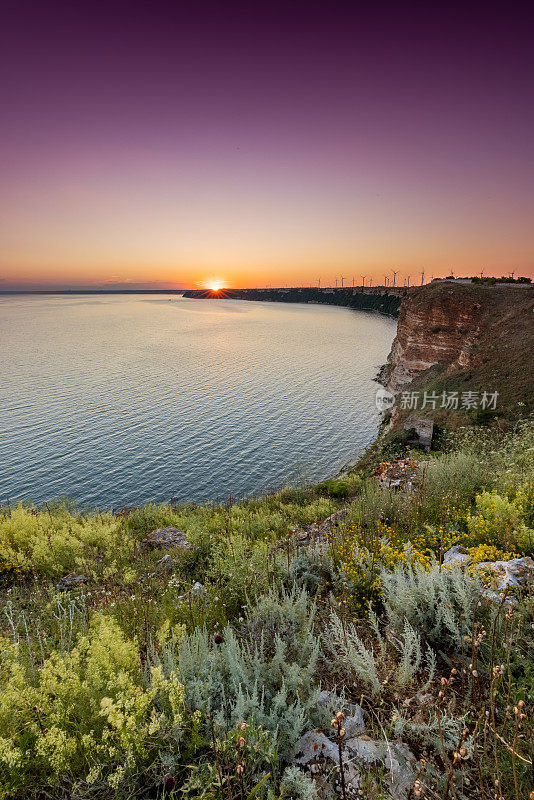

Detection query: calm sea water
(0, 294), (396, 508)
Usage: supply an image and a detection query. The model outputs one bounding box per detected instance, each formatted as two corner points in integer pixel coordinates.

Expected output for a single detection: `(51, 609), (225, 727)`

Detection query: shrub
(156, 589), (322, 761)
(0, 614), (185, 795)
(316, 479), (352, 499)
(337, 522), (463, 616)
(466, 491), (534, 551)
(206, 534), (283, 618)
(381, 557), (482, 649)
(514, 481), (534, 529)
(180, 719), (277, 799)
(417, 450), (488, 521)
(466, 543), (517, 563)
(324, 611), (435, 696)
(288, 546), (341, 595)
(0, 504), (131, 579)
(280, 765), (318, 799)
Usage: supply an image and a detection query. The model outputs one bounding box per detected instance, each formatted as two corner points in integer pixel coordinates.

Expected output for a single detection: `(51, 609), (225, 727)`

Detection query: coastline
(182, 286), (404, 318)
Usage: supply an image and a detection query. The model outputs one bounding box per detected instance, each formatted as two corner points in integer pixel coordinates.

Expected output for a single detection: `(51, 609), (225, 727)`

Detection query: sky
(1, 0), (533, 290)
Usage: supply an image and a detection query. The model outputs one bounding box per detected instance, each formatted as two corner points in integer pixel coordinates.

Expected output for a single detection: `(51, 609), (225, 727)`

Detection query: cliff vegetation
(1, 420), (533, 799)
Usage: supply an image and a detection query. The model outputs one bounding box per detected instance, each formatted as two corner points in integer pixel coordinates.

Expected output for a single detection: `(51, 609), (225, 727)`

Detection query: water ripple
(0, 295), (396, 507)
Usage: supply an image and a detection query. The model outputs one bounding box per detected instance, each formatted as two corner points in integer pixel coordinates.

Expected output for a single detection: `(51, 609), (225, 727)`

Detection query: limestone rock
(443, 545), (472, 566)
(481, 589), (517, 606)
(403, 416), (434, 451)
(293, 729), (340, 767)
(292, 730), (361, 798)
(157, 553), (176, 571)
(374, 458), (421, 492)
(320, 508), (351, 529)
(56, 573), (89, 592)
(139, 526), (192, 553)
(176, 581), (207, 603)
(286, 508), (351, 548)
(385, 286), (485, 393)
(476, 556), (534, 589)
(292, 727), (415, 800)
(316, 690), (366, 737)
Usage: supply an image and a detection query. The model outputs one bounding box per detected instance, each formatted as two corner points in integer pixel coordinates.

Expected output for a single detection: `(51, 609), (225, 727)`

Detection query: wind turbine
(384, 275), (389, 287)
(479, 268), (484, 279)
(420, 270), (425, 285)
(335, 277), (338, 288)
(369, 277), (373, 287)
(361, 275), (366, 287)
(340, 276), (345, 288)
(406, 275), (411, 287)
(391, 269), (398, 287)
(509, 271), (515, 279)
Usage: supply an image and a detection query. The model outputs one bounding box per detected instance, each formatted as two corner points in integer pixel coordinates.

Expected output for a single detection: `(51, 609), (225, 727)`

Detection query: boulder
(293, 729), (340, 767)
(316, 690), (366, 737)
(320, 508), (351, 530)
(191, 581), (206, 597)
(157, 553), (177, 571)
(443, 545), (472, 566)
(56, 573), (89, 592)
(139, 526), (192, 553)
(306, 509), (351, 541)
(176, 581), (207, 603)
(476, 556), (534, 589)
(283, 508), (351, 549)
(292, 727), (415, 800)
(481, 589), (517, 606)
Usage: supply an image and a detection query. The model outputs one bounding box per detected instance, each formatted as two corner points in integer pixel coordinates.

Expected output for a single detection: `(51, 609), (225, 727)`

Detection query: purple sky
(1, 0), (533, 288)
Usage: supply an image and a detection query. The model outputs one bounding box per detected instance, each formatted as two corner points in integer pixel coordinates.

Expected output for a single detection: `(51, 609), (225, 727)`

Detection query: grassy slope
(0, 422), (533, 798)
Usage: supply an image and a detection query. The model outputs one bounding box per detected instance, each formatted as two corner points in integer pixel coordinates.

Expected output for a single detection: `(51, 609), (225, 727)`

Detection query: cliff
(383, 281), (534, 426)
(385, 283), (487, 392)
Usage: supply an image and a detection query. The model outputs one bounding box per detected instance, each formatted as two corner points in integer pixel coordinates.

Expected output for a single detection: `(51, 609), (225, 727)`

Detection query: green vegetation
(470, 276), (532, 284)
(1, 421), (533, 798)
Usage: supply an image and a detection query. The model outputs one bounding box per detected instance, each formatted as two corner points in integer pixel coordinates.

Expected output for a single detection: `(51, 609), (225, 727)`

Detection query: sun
(196, 278), (229, 292)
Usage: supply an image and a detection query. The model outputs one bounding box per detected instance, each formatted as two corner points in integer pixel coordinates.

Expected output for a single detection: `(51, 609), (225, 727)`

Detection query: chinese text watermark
(375, 388), (499, 412)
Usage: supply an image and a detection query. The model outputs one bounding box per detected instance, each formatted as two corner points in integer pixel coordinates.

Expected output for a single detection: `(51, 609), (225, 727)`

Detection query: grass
(0, 420), (533, 798)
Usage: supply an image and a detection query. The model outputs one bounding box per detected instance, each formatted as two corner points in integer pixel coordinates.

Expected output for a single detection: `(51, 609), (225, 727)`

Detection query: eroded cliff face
(385, 284), (485, 393)
(376, 281), (534, 435)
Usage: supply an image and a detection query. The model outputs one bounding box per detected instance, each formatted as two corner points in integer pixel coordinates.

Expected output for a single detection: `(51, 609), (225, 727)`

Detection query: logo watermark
(375, 387), (396, 412)
(375, 388), (499, 412)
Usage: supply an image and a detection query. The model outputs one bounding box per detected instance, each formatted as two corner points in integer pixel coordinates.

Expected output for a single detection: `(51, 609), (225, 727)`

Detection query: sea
(0, 294), (396, 508)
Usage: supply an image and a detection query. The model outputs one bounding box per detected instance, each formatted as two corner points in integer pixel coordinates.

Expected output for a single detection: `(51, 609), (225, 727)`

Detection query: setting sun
(199, 279), (230, 292)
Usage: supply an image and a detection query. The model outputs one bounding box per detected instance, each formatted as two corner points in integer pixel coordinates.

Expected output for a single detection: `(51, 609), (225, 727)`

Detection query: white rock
(476, 556), (534, 589)
(316, 690), (366, 737)
(481, 588), (517, 606)
(344, 708), (366, 738)
(293, 728), (415, 800)
(293, 729), (340, 766)
(139, 526), (192, 553)
(443, 545), (472, 566)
